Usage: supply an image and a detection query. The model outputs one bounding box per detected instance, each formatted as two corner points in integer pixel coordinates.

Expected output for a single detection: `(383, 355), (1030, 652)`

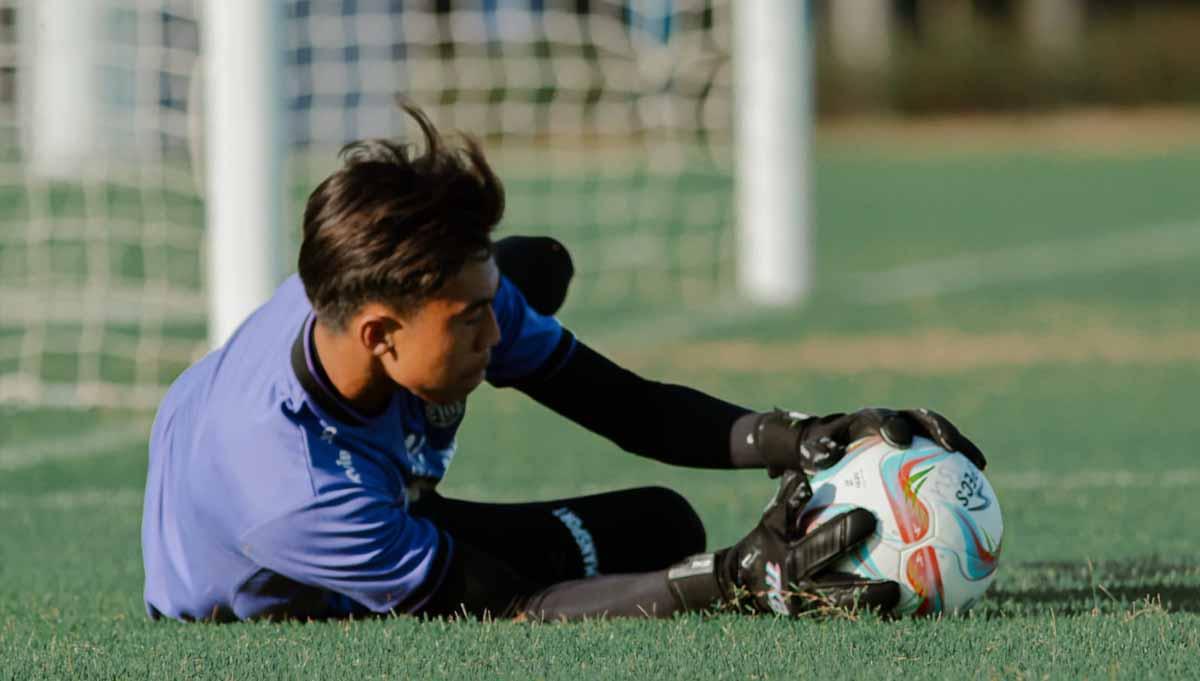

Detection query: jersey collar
(290, 314), (370, 427)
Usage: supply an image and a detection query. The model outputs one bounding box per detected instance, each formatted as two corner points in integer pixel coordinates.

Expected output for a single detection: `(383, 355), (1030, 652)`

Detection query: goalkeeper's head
(298, 104), (505, 406)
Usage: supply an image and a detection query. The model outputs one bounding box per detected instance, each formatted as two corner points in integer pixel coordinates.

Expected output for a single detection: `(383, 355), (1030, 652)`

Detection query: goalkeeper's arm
(516, 339), (986, 473)
(514, 338), (756, 469)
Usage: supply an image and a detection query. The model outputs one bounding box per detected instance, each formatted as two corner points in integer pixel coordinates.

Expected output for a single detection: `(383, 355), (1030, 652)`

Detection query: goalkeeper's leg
(412, 480), (895, 621)
(410, 486), (706, 588)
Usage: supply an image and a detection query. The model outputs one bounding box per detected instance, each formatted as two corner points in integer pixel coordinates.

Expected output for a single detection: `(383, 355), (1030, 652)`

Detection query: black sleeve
(414, 539), (698, 621)
(512, 335), (753, 469)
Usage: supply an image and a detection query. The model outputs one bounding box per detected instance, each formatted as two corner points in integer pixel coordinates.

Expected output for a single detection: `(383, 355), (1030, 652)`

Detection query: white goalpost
(1, 0), (813, 409)
(200, 0), (286, 347)
(733, 0), (812, 305)
(23, 0), (100, 180)
(198, 0), (812, 343)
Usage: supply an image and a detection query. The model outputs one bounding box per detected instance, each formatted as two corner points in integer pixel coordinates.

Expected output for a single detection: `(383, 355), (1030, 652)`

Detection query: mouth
(472, 354), (490, 377)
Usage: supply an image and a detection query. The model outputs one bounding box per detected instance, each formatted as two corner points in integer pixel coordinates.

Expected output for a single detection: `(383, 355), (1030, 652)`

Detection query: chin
(426, 381), (479, 405)
(460, 375), (486, 399)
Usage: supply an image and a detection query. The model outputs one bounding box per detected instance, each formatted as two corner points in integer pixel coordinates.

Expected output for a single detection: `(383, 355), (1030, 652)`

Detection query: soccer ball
(801, 435), (1003, 616)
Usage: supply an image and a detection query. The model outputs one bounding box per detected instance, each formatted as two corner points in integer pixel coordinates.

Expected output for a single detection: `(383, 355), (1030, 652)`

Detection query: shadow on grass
(987, 559), (1200, 615)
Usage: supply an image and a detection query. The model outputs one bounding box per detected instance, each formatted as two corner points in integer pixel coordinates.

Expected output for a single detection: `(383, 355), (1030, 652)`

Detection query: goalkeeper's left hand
(711, 469), (899, 616)
(749, 407), (986, 477)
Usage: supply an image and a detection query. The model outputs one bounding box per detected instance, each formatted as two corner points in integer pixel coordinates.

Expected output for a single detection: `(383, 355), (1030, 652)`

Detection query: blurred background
(3, 3), (1200, 673)
(1, 0), (1198, 411)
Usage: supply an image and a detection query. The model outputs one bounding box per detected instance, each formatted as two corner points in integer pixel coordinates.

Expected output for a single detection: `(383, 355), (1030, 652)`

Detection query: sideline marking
(0, 421), (150, 472)
(5, 469), (1200, 513)
(587, 219), (1200, 347)
(838, 219), (1200, 304)
(991, 469), (1200, 491)
(0, 488), (143, 510)
(630, 328), (1200, 374)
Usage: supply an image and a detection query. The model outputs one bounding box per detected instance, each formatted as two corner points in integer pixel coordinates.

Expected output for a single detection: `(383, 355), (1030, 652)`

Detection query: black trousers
(410, 486), (707, 591)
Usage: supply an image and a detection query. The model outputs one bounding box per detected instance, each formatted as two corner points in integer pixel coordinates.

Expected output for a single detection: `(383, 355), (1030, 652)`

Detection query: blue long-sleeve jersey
(141, 273), (571, 621)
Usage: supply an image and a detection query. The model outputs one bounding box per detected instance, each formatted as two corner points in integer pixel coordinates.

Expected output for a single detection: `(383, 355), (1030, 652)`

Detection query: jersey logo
(404, 433), (434, 478)
(424, 401), (465, 429)
(405, 433), (427, 455)
(335, 450), (362, 484)
(319, 421), (337, 444)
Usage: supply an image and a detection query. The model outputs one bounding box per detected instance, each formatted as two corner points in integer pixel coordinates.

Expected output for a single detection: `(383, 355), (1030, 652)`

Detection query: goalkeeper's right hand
(667, 471), (899, 616)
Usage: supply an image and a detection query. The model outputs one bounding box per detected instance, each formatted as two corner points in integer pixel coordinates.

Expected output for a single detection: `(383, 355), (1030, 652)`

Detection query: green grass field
(4, 142), (1200, 679)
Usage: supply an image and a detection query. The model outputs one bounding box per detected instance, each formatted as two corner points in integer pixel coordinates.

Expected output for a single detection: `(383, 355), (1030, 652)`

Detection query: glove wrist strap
(753, 410), (811, 475)
(666, 553), (723, 611)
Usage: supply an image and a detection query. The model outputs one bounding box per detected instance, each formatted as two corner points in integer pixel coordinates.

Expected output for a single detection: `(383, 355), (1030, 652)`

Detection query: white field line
(990, 469), (1200, 491)
(588, 219), (1200, 347)
(0, 488), (143, 510)
(586, 296), (758, 347)
(442, 468), (1200, 501)
(0, 421), (151, 472)
(7, 467), (1200, 510)
(838, 219), (1200, 304)
(4, 469), (1200, 512)
(0, 286), (206, 325)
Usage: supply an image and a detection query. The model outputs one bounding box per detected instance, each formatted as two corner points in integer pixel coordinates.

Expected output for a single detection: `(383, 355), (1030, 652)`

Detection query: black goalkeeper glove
(749, 407), (986, 477)
(668, 470), (898, 616)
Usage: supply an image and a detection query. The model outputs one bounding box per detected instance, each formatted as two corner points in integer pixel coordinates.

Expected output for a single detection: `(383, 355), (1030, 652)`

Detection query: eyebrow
(456, 281), (501, 318)
(457, 297), (493, 317)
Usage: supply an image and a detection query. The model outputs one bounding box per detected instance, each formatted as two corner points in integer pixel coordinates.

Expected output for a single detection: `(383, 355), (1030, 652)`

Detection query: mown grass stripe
(0, 421), (151, 472)
(5, 468), (1200, 513)
(0, 488), (143, 510)
(841, 219), (1200, 304)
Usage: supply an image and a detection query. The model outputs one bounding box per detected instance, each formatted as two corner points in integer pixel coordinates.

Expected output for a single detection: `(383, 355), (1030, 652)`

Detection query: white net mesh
(0, 0), (204, 409)
(0, 0), (735, 409)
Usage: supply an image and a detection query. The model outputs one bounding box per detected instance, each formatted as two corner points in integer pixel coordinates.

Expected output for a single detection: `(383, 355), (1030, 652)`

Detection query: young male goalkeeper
(142, 107), (986, 622)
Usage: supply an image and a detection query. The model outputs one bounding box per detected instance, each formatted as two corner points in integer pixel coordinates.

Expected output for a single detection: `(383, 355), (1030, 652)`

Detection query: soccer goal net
(1, 0), (805, 410)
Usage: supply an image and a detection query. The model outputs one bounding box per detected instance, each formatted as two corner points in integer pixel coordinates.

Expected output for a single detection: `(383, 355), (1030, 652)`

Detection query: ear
(357, 314), (398, 357)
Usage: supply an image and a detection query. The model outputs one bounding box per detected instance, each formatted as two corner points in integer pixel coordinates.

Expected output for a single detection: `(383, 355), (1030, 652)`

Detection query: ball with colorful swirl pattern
(800, 435), (1003, 616)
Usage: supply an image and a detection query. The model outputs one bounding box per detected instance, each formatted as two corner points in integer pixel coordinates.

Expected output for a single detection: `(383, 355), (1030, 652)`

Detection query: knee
(493, 235), (574, 316)
(637, 486), (707, 558)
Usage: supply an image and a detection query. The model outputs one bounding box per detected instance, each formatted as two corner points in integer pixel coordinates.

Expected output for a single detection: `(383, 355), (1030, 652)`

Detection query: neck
(312, 320), (394, 417)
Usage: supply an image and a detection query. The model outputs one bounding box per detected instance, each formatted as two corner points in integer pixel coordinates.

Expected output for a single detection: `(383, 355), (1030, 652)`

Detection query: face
(377, 256), (502, 404)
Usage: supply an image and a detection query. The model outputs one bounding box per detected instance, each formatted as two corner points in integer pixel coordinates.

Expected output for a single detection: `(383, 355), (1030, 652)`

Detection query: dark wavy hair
(298, 104), (505, 329)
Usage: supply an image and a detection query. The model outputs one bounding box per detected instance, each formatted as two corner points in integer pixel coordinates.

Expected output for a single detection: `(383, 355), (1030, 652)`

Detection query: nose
(480, 305), (501, 351)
